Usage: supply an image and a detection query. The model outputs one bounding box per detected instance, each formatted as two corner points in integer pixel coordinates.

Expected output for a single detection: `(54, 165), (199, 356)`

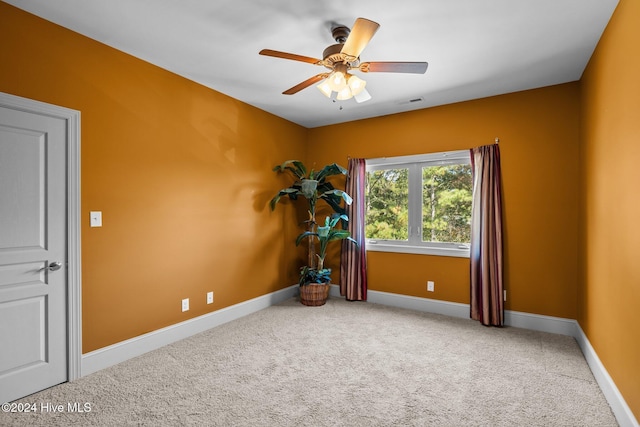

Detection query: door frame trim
(0, 92), (82, 381)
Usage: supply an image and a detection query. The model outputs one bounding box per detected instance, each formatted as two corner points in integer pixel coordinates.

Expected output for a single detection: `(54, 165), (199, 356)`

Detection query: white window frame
(365, 150), (471, 258)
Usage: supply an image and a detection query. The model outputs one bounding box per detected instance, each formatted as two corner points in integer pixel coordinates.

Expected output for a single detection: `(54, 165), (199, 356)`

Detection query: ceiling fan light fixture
(336, 86), (353, 101)
(317, 80), (333, 98)
(347, 74), (366, 96)
(328, 71), (347, 92)
(318, 72), (368, 101)
(354, 88), (372, 103)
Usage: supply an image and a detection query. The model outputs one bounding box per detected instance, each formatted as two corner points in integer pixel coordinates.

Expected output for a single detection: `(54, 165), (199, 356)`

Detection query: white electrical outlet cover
(90, 211), (102, 227)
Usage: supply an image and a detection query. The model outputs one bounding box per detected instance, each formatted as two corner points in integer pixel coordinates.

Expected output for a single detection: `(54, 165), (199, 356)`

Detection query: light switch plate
(90, 211), (102, 227)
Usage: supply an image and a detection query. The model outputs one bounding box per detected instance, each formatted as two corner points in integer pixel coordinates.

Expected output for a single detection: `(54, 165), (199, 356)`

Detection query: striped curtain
(340, 158), (368, 301)
(470, 144), (504, 326)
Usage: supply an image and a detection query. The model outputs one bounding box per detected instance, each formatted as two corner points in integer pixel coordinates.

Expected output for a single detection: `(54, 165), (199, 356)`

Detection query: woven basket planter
(299, 283), (330, 306)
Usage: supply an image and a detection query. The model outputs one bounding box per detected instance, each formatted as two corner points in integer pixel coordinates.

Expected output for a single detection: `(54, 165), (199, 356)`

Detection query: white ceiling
(5, 0), (619, 128)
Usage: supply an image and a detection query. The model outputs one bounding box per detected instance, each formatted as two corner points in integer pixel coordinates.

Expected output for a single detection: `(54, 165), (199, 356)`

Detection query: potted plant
(270, 160), (354, 305)
(295, 214), (358, 305)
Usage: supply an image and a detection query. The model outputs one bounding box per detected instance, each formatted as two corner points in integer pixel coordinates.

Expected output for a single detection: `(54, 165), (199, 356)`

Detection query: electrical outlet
(504, 290), (507, 302)
(207, 291), (214, 304)
(181, 298), (189, 312)
(427, 281), (435, 292)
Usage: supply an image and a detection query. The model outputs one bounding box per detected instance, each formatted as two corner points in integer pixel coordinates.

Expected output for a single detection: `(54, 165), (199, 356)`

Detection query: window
(365, 150), (472, 257)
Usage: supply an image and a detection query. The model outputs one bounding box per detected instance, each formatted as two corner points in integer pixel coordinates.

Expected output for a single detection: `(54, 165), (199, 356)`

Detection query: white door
(0, 101), (68, 403)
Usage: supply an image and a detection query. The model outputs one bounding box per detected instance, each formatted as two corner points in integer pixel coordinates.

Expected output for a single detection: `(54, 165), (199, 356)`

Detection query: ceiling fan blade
(359, 61), (429, 74)
(259, 49), (322, 65)
(341, 18), (380, 60)
(282, 74), (328, 95)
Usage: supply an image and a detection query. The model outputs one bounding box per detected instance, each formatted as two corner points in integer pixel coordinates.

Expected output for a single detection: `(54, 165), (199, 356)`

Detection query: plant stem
(308, 212), (316, 269)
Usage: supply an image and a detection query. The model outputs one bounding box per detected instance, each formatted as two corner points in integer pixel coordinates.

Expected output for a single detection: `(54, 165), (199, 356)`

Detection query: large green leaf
(318, 189), (351, 215)
(316, 163), (347, 181)
(322, 197), (347, 218)
(273, 160), (307, 180)
(295, 231), (318, 246)
(327, 213), (348, 228)
(327, 230), (351, 241)
(269, 187), (300, 211)
(319, 190), (352, 227)
(316, 181), (335, 192)
(300, 179), (318, 199)
(345, 236), (358, 247)
(321, 189), (353, 205)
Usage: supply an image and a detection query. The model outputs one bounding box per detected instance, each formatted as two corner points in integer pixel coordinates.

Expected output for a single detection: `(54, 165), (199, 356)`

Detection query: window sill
(365, 242), (470, 258)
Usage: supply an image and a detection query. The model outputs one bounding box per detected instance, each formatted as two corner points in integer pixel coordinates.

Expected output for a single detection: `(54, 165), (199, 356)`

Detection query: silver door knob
(48, 262), (62, 271)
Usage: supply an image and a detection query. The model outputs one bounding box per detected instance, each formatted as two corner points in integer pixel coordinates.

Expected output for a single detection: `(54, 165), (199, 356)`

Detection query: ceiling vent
(398, 96), (424, 105)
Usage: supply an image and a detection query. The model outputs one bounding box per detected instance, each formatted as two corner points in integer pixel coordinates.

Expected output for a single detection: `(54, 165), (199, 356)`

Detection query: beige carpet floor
(2, 297), (617, 426)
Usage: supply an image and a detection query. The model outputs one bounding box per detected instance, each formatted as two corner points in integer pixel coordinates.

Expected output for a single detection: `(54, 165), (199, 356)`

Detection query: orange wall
(308, 84), (581, 318)
(580, 0), (640, 418)
(0, 3), (306, 352)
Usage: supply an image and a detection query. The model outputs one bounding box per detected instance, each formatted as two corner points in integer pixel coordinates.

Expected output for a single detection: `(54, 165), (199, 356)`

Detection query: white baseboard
(504, 309), (579, 336)
(575, 324), (639, 427)
(329, 284), (341, 297)
(360, 288), (580, 335)
(350, 288), (637, 427)
(364, 288), (470, 319)
(81, 285), (298, 377)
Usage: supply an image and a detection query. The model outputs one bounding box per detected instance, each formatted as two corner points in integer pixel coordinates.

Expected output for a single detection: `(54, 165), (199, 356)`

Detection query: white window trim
(366, 150), (471, 258)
